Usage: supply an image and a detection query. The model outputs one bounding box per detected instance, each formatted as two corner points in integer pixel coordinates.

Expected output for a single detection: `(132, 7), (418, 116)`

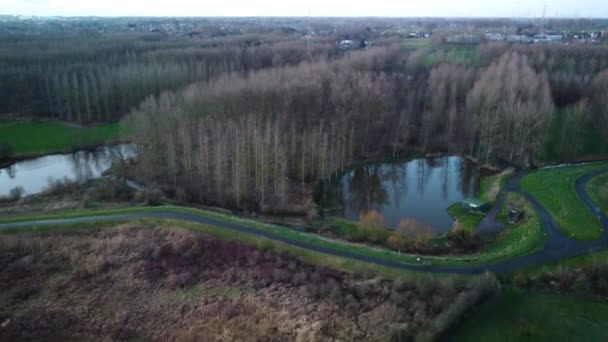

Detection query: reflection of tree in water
(383, 162), (408, 209)
(456, 157), (480, 197)
(345, 165), (388, 215)
(416, 159), (426, 196)
(441, 157), (449, 200)
(69, 148), (113, 183)
(3, 165), (17, 179)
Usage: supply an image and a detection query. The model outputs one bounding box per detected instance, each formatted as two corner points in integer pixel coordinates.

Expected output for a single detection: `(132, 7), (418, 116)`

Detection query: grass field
(403, 39), (431, 49)
(513, 248), (608, 277)
(521, 162), (608, 241)
(0, 119), (121, 158)
(478, 192), (546, 262)
(447, 203), (484, 232)
(446, 288), (608, 341)
(587, 173), (608, 214)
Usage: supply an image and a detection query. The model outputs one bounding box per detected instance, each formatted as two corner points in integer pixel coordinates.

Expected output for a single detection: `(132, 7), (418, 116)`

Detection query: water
(0, 144), (135, 198)
(325, 156), (481, 234)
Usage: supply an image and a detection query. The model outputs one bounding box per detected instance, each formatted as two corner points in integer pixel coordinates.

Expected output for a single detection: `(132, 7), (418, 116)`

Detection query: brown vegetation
(0, 225), (464, 341)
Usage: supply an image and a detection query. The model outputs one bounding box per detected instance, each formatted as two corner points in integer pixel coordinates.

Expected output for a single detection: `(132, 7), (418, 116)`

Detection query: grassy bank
(447, 204), (484, 232)
(0, 204), (544, 269)
(447, 288), (608, 341)
(521, 162), (608, 241)
(0, 119), (121, 158)
(476, 192), (546, 263)
(587, 173), (608, 214)
(477, 168), (513, 203)
(512, 248), (608, 278)
(0, 217), (470, 284)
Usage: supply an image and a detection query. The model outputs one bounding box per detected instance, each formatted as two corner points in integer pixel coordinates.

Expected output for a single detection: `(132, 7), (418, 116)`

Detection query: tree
(467, 52), (554, 165)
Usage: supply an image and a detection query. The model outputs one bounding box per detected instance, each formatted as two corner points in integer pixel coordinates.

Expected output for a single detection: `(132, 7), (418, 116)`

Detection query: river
(0, 144), (135, 198)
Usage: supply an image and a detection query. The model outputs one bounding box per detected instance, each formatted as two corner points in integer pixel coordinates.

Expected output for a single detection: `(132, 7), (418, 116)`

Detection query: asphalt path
(1, 169), (608, 275)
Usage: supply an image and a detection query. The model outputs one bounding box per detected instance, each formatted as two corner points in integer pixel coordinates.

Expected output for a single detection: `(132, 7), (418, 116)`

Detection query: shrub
(387, 233), (411, 251)
(397, 219), (434, 251)
(358, 210), (390, 244)
(43, 177), (80, 196)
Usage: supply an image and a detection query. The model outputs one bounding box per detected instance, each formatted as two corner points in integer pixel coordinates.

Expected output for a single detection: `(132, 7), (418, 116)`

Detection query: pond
(0, 144), (135, 198)
(324, 156), (482, 234)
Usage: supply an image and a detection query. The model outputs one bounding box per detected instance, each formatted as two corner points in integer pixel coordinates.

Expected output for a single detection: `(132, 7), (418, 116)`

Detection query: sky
(1, 0), (607, 18)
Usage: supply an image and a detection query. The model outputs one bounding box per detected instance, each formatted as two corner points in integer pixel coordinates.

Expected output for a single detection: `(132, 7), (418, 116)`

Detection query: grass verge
(478, 192), (546, 262)
(477, 168), (513, 203)
(587, 173), (608, 214)
(447, 203), (484, 233)
(446, 287), (608, 341)
(521, 162), (608, 241)
(0, 217), (470, 284)
(0, 203), (545, 269)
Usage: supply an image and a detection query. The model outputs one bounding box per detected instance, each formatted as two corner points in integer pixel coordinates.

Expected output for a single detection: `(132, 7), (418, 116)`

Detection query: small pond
(323, 156), (482, 234)
(0, 144), (135, 198)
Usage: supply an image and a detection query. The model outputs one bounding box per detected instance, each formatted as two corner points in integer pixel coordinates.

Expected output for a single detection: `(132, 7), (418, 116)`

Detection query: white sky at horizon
(0, 0), (607, 18)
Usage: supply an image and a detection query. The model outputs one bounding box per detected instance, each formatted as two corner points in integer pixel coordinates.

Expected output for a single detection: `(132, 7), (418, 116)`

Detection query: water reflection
(328, 156), (481, 234)
(0, 144), (135, 197)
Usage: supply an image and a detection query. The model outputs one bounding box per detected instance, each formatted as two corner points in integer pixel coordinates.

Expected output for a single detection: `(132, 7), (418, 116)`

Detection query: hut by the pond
(461, 197), (489, 213)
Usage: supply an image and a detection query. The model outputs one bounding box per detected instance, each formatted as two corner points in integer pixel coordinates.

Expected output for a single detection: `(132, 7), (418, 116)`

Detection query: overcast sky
(1, 0), (607, 18)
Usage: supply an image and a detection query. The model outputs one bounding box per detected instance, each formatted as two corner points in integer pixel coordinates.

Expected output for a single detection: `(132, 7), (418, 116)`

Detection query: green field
(514, 248), (608, 277)
(587, 173), (608, 214)
(447, 203), (484, 232)
(0, 119), (121, 158)
(478, 192), (546, 262)
(403, 39), (431, 49)
(447, 288), (608, 341)
(521, 162), (608, 241)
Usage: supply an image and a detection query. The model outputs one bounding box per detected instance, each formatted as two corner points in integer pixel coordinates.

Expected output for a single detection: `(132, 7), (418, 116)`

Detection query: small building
(461, 197), (489, 213)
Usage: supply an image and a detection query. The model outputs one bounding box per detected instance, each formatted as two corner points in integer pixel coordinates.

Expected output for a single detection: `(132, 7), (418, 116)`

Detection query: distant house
(339, 40), (355, 50)
(461, 197), (489, 213)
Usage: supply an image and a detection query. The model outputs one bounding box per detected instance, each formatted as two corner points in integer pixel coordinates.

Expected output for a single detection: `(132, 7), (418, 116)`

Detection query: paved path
(2, 169), (608, 275)
(476, 172), (522, 234)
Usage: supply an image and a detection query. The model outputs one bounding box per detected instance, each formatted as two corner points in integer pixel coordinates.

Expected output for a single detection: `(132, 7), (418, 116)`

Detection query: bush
(387, 233), (411, 251)
(43, 177), (80, 196)
(357, 210), (390, 244)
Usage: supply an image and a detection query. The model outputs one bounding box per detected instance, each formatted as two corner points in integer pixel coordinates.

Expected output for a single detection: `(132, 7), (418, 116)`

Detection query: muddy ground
(0, 225), (461, 341)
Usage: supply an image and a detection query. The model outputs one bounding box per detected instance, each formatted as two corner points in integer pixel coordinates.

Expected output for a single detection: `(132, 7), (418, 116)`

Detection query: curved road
(1, 170), (608, 275)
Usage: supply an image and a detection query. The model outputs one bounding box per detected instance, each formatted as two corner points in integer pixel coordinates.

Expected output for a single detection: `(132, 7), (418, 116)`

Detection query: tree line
(0, 32), (340, 122)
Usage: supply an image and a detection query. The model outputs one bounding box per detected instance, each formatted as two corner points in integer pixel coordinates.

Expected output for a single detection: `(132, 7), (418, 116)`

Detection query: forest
(2, 20), (608, 214)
